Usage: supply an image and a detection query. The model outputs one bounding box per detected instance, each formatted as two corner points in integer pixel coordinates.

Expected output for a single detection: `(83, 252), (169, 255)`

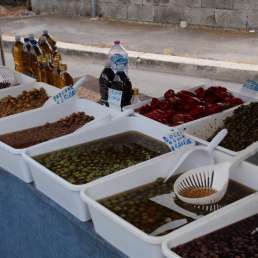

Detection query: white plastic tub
(177, 101), (258, 156)
(0, 81), (59, 119)
(162, 193), (258, 258)
(0, 98), (113, 183)
(23, 116), (185, 221)
(80, 150), (258, 258)
(14, 71), (36, 86)
(124, 85), (255, 130)
(0, 81), (59, 98)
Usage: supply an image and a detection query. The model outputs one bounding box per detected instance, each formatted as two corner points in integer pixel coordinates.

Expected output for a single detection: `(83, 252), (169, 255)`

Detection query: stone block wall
(31, 0), (258, 29)
(31, 0), (91, 16)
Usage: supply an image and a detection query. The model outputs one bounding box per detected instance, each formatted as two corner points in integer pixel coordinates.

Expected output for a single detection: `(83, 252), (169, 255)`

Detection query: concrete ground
(5, 51), (242, 97)
(1, 15), (258, 65)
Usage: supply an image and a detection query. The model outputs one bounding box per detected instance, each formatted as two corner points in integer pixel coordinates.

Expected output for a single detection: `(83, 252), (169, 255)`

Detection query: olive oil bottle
(45, 56), (54, 85)
(59, 64), (74, 88)
(38, 37), (52, 62)
(13, 36), (26, 73)
(23, 37), (33, 76)
(36, 56), (44, 82)
(41, 30), (56, 50)
(30, 40), (43, 78)
(52, 61), (60, 87)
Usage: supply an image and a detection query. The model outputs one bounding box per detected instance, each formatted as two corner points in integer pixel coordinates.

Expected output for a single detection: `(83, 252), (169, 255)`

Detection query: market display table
(0, 168), (128, 258)
(0, 75), (132, 258)
(76, 75), (149, 102)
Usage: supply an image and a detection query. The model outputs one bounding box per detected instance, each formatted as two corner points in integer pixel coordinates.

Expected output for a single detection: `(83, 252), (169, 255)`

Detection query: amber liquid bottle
(52, 61), (60, 87)
(38, 38), (53, 63)
(41, 57), (51, 84)
(62, 64), (73, 86)
(30, 40), (43, 78)
(23, 37), (33, 76)
(36, 56), (44, 82)
(59, 64), (74, 88)
(13, 36), (26, 73)
(44, 56), (54, 85)
(41, 30), (56, 50)
(53, 52), (62, 63)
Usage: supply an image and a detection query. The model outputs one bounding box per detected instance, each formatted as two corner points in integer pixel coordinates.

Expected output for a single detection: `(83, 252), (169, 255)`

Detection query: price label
(241, 80), (258, 97)
(53, 86), (76, 104)
(108, 88), (122, 106)
(163, 129), (195, 152)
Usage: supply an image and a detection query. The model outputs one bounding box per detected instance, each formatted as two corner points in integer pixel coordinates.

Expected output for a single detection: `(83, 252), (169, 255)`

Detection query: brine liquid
(34, 131), (170, 185)
(100, 176), (255, 235)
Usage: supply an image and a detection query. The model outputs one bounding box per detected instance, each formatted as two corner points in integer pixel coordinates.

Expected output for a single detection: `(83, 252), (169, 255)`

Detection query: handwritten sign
(108, 88), (122, 106)
(241, 80), (258, 97)
(53, 86), (76, 104)
(163, 129), (195, 152)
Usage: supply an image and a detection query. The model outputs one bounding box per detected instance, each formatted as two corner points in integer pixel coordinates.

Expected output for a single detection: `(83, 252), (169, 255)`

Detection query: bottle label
(53, 87), (76, 104)
(108, 88), (122, 106)
(111, 54), (128, 72)
(163, 129), (195, 152)
(241, 80), (258, 97)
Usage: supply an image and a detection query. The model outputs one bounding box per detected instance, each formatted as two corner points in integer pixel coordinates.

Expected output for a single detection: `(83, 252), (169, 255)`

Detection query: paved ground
(5, 51), (241, 97)
(1, 15), (258, 65)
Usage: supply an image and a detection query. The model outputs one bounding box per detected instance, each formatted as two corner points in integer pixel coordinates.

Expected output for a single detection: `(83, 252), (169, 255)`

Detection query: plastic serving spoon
(150, 218), (188, 236)
(150, 192), (201, 236)
(174, 141), (258, 205)
(44, 76), (88, 107)
(150, 192), (201, 220)
(164, 129), (228, 183)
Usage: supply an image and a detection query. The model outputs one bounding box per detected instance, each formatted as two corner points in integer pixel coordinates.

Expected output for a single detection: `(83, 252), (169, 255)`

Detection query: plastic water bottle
(108, 40), (128, 75)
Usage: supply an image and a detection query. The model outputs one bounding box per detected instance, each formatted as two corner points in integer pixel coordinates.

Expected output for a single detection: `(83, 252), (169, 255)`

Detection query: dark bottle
(99, 66), (115, 105)
(109, 71), (133, 108)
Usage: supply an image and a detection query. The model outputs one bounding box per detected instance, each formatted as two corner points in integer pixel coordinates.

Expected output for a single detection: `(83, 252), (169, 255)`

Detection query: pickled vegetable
(100, 176), (254, 235)
(0, 112), (94, 148)
(34, 132), (170, 185)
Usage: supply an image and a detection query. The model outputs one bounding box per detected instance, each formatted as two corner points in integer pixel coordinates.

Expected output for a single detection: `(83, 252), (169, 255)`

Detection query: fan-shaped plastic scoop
(44, 76), (87, 107)
(164, 129), (228, 183)
(0, 66), (17, 86)
(174, 141), (258, 205)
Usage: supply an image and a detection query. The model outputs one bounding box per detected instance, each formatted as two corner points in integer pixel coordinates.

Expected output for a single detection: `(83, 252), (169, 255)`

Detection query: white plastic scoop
(174, 141), (258, 205)
(164, 129), (228, 183)
(44, 76), (87, 107)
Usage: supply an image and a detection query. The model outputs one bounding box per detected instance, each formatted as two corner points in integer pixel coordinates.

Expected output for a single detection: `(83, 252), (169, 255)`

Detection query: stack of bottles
(12, 31), (73, 88)
(99, 40), (140, 109)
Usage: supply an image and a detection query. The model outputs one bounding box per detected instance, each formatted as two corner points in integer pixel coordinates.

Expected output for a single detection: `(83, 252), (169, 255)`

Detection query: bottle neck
(59, 68), (64, 75)
(53, 63), (59, 72)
